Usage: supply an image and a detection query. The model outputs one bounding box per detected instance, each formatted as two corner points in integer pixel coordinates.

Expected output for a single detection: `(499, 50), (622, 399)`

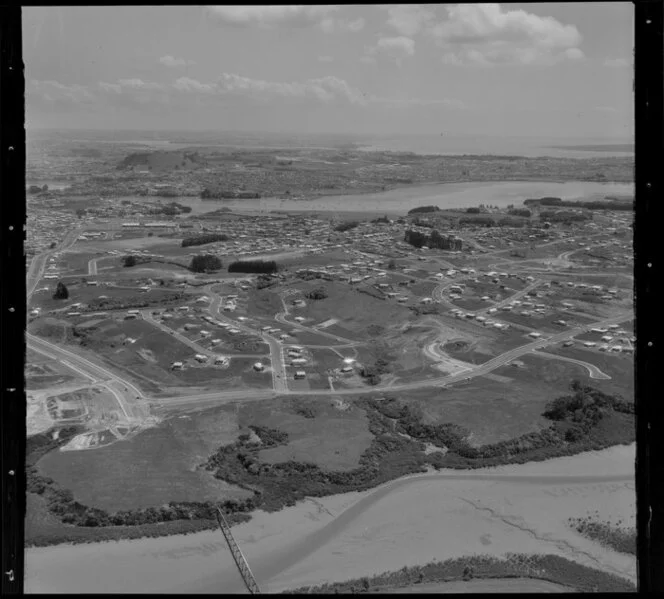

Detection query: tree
(49, 241), (57, 249)
(52, 281), (69, 300)
(466, 207), (480, 214)
(190, 254), (222, 273)
(122, 255), (137, 267)
(387, 259), (397, 270)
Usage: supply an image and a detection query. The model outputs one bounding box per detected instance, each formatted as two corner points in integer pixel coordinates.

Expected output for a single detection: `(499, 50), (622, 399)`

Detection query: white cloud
(364, 36), (416, 65)
(384, 4), (434, 37)
(173, 77), (216, 94)
(117, 78), (164, 90)
(31, 74), (464, 115)
(207, 5), (338, 28)
(159, 55), (195, 68)
(604, 57), (630, 68)
(429, 4), (584, 66)
(320, 16), (364, 34)
(318, 55), (334, 63)
(28, 79), (95, 104)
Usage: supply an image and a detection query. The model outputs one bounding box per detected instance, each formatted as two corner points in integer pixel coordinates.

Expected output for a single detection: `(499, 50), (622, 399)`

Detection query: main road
(27, 227), (81, 299)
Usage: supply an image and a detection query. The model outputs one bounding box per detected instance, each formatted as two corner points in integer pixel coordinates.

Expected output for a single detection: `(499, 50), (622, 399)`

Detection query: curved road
(530, 350), (611, 380)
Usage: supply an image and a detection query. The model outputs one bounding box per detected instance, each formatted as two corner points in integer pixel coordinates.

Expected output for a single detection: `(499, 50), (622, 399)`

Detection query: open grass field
(451, 297), (490, 311)
(545, 347), (633, 398)
(289, 281), (413, 340)
(497, 309), (594, 333)
(27, 350), (87, 390)
(36, 405), (250, 513)
(393, 371), (569, 445)
(237, 396), (373, 472)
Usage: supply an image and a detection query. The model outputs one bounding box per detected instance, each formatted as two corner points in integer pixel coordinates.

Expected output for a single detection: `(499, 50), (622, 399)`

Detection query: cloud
(604, 57), (630, 68)
(364, 36), (416, 65)
(370, 96), (465, 110)
(384, 4), (435, 37)
(173, 77), (216, 94)
(30, 74), (464, 114)
(429, 4), (584, 66)
(320, 16), (365, 34)
(206, 5), (338, 28)
(159, 55), (195, 68)
(28, 79), (96, 105)
(318, 55), (334, 63)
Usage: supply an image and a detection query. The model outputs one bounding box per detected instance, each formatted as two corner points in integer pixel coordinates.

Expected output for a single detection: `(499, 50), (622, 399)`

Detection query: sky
(23, 4), (634, 139)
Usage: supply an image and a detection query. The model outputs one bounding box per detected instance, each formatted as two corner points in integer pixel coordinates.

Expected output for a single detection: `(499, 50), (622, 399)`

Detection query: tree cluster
(181, 233), (229, 248)
(458, 216), (494, 227)
(228, 260), (278, 274)
(52, 281), (69, 300)
(407, 205), (441, 215)
(334, 221), (360, 232)
(201, 189), (261, 199)
(190, 254), (223, 273)
(539, 210), (591, 223)
(508, 208), (532, 217)
(466, 207), (481, 214)
(305, 287), (328, 300)
(404, 229), (462, 250)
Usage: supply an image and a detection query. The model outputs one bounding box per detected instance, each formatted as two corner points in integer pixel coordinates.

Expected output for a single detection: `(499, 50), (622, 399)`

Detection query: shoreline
(25, 443), (635, 594)
(174, 179), (634, 216)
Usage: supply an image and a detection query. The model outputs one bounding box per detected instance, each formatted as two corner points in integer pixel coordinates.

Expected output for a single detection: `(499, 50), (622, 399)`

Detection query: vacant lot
(397, 371), (575, 445)
(545, 347), (634, 399)
(289, 281), (413, 340)
(239, 396), (373, 472)
(36, 405), (250, 513)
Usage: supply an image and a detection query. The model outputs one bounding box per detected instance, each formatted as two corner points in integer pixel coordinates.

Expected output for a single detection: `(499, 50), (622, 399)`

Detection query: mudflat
(25, 443), (635, 594)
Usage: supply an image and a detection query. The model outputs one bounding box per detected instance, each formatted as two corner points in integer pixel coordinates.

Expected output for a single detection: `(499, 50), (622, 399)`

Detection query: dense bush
(305, 287), (328, 300)
(228, 260), (278, 274)
(334, 221), (360, 232)
(122, 255), (138, 267)
(466, 207), (481, 214)
(508, 208), (532, 217)
(285, 553), (635, 594)
(190, 254), (222, 273)
(407, 205), (441, 215)
(568, 512), (636, 555)
(458, 216), (495, 227)
(524, 197), (563, 206)
(52, 281), (69, 300)
(181, 233), (229, 248)
(201, 189), (260, 199)
(404, 229), (462, 250)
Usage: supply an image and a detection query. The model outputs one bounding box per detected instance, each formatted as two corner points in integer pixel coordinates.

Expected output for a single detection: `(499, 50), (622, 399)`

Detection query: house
(171, 361), (184, 370)
(215, 356), (229, 365)
(253, 362), (265, 372)
(294, 370), (306, 379)
(340, 366), (353, 374)
(291, 358), (307, 366)
(529, 332), (542, 339)
(194, 354), (208, 363)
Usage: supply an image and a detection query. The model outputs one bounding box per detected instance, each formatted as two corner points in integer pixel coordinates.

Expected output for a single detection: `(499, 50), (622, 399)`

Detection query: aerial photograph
(23, 4), (635, 594)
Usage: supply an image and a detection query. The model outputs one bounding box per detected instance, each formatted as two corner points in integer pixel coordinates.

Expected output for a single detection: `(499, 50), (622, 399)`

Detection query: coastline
(25, 443), (635, 594)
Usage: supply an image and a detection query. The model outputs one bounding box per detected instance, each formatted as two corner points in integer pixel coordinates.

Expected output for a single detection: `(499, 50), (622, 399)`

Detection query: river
(25, 444), (635, 594)
(154, 181), (634, 216)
